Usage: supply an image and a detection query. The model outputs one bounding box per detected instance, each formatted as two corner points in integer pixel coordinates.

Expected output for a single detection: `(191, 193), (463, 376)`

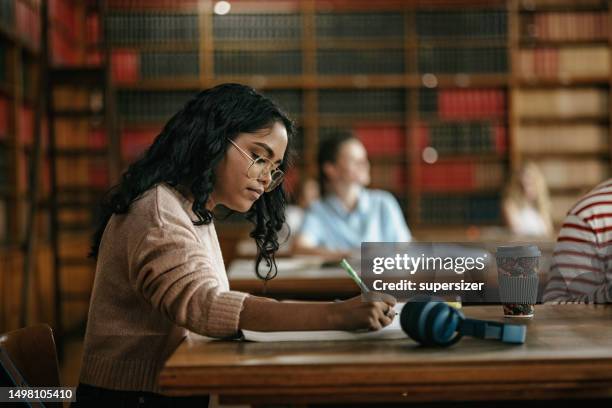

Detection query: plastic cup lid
(496, 244), (541, 258)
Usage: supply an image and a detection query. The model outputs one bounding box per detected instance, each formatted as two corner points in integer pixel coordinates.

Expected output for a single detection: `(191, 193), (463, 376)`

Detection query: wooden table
(159, 304), (612, 405)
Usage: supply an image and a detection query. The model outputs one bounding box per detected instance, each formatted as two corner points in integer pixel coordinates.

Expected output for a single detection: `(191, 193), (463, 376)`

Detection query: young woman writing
(74, 84), (395, 406)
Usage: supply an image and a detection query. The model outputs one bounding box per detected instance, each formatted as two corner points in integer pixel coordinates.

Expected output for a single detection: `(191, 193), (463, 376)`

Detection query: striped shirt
(543, 180), (612, 303)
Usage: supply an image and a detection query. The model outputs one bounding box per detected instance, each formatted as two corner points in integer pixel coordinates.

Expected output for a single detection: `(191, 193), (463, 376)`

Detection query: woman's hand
(327, 293), (397, 331)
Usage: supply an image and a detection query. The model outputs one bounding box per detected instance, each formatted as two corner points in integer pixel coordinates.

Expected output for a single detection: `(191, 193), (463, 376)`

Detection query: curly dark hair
(91, 83), (295, 280)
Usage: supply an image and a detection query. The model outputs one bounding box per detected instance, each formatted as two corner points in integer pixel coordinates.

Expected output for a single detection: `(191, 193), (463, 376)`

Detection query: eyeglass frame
(228, 139), (285, 192)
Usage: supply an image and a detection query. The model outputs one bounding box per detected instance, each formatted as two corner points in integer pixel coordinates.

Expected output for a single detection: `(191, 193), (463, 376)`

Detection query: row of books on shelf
(112, 50), (199, 82)
(537, 158), (608, 190)
(117, 90), (306, 124)
(104, 10), (516, 44)
(418, 47), (507, 74)
(11, 154), (108, 194)
(106, 12), (200, 45)
(416, 10), (507, 39)
(106, 0), (199, 9)
(518, 46), (610, 79)
(419, 121), (507, 154)
(370, 164), (406, 193)
(420, 162), (505, 192)
(213, 14), (302, 40)
(264, 89), (303, 119)
(218, 49), (404, 76)
(115, 89), (510, 123)
(515, 88), (608, 118)
(420, 194), (500, 225)
(53, 86), (98, 111)
(317, 49), (404, 75)
(53, 120), (100, 149)
(56, 159), (109, 188)
(420, 89), (506, 120)
(318, 89), (405, 116)
(316, 12), (404, 39)
(550, 193), (583, 224)
(117, 90), (196, 123)
(112, 48), (409, 78)
(522, 12), (609, 41)
(215, 50), (302, 76)
(104, 8), (511, 41)
(517, 124), (608, 153)
(354, 124), (405, 156)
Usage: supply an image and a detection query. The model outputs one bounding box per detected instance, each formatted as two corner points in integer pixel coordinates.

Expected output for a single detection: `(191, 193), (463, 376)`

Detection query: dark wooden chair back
(0, 324), (61, 388)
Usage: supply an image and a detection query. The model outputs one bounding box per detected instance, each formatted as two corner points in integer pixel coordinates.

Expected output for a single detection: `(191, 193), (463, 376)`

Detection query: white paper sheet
(242, 303), (407, 342)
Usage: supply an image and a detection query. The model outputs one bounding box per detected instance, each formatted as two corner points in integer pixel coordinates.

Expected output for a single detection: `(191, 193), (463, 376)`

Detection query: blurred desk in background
(228, 257), (359, 300)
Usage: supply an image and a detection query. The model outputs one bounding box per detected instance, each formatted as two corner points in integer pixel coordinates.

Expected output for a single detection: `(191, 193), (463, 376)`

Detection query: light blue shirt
(299, 189), (412, 251)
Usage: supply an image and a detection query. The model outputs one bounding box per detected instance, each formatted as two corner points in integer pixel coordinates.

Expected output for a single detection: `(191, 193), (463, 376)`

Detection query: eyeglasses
(229, 139), (284, 192)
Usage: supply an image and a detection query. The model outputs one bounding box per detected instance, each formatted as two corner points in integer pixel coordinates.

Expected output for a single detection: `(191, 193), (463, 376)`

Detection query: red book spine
(439, 89), (505, 120)
(19, 106), (34, 145)
(89, 161), (109, 188)
(112, 50), (139, 83)
(121, 129), (158, 162)
(416, 122), (429, 150)
(87, 14), (100, 46)
(0, 98), (8, 139)
(354, 123), (404, 156)
(89, 129), (107, 149)
(16, 1), (27, 42)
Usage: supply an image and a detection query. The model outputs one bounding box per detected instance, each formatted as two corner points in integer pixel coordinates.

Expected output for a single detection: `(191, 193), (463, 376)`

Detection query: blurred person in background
(502, 161), (553, 238)
(293, 131), (411, 259)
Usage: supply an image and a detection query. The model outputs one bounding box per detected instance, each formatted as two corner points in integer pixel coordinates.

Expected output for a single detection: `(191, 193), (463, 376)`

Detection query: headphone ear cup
(400, 298), (426, 344)
(425, 303), (462, 346)
(400, 295), (435, 344)
(400, 297), (465, 347)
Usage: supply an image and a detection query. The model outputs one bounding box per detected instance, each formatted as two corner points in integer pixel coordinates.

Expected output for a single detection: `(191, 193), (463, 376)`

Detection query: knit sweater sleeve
(127, 215), (248, 338)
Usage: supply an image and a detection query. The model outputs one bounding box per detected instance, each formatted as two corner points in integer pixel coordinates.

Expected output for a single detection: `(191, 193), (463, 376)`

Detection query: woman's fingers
(379, 313), (393, 327)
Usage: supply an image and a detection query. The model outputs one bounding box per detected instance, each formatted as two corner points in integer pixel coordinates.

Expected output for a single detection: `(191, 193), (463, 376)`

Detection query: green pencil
(340, 259), (370, 293)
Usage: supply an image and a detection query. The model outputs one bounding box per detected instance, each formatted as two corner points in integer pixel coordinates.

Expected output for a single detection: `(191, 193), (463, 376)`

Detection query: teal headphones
(400, 296), (527, 347)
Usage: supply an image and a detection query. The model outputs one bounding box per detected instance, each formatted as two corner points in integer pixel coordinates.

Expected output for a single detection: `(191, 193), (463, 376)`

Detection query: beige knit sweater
(79, 184), (249, 392)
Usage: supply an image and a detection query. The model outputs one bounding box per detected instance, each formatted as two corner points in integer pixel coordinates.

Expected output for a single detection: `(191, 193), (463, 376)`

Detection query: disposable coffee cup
(496, 245), (540, 318)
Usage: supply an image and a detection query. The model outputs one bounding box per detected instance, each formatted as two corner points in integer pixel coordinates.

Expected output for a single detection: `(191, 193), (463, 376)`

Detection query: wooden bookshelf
(514, 0), (611, 226)
(100, 0), (612, 231)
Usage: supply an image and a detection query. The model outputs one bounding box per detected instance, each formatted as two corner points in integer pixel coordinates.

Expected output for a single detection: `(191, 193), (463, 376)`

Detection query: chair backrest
(0, 324), (61, 388)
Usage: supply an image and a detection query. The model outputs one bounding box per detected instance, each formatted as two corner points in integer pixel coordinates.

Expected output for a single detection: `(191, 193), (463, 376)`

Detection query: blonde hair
(503, 161), (553, 233)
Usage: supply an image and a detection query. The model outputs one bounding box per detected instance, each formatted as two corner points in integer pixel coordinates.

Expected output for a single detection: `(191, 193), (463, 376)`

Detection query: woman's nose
(258, 168), (272, 188)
